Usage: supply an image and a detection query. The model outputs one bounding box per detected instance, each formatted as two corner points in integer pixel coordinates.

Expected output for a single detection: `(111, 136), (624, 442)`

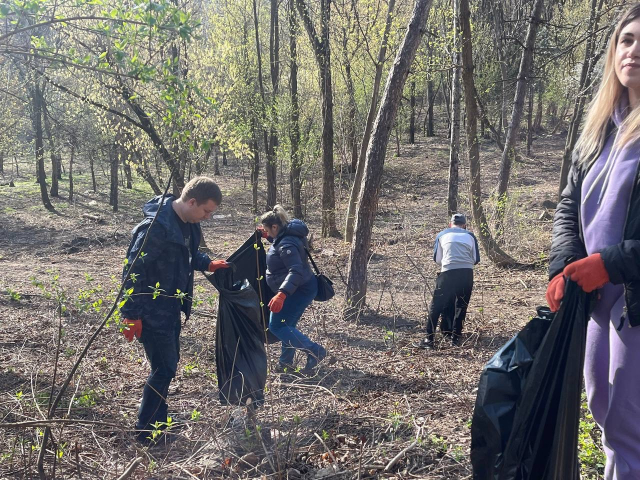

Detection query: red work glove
(268, 292), (287, 313)
(208, 260), (230, 272)
(545, 273), (565, 312)
(257, 226), (269, 239)
(122, 319), (142, 342)
(563, 253), (610, 293)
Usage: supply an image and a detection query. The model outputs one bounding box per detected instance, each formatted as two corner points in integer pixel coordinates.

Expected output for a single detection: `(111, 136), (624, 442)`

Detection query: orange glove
(546, 273), (565, 312)
(257, 226), (269, 239)
(563, 253), (610, 293)
(268, 292), (287, 313)
(208, 260), (230, 272)
(122, 319), (142, 342)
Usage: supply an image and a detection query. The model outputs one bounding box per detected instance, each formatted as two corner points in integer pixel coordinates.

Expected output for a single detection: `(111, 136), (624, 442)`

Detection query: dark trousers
(426, 268), (473, 340)
(136, 322), (181, 437)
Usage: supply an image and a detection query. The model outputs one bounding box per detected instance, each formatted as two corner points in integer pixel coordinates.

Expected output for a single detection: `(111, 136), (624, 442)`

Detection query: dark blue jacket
(121, 195), (211, 330)
(266, 219), (315, 296)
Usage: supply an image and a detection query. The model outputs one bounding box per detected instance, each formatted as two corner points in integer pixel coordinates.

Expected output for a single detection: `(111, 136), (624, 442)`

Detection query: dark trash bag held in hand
(206, 232), (277, 407)
(471, 280), (590, 480)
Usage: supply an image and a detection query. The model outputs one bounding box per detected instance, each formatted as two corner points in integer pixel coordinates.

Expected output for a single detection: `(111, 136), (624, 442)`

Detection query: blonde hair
(576, 4), (640, 164)
(260, 204), (290, 227)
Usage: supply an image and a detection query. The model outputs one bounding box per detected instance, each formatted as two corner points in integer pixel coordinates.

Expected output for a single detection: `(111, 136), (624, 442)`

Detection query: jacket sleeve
(549, 155), (587, 279)
(120, 223), (168, 319)
(276, 241), (306, 296)
(471, 232), (480, 265)
(433, 235), (442, 265)
(601, 241), (640, 284)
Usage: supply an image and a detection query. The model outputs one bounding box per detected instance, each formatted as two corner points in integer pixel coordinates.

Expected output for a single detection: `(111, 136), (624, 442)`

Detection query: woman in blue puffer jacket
(259, 205), (326, 372)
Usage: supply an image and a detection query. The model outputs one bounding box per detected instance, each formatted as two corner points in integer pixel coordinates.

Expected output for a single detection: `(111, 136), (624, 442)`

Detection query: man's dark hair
(181, 176), (222, 205)
(451, 213), (466, 226)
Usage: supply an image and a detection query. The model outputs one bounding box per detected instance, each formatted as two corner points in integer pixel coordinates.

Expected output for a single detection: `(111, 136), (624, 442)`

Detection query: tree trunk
(344, 0), (396, 242)
(123, 155), (133, 188)
(289, 0), (303, 219)
(0, 151), (3, 174)
(297, 0), (339, 237)
(222, 149), (228, 166)
(490, 2), (508, 142)
(448, 0), (461, 216)
(214, 146), (220, 176)
(343, 28), (359, 172)
(251, 121), (260, 215)
(109, 144), (118, 212)
(459, 0), (518, 267)
(409, 81), (416, 144)
(527, 81), (534, 156)
(90, 154), (96, 193)
(558, 0), (610, 198)
(30, 82), (53, 211)
(42, 104), (60, 197)
(344, 0), (434, 319)
(426, 79), (435, 137)
(69, 142), (75, 202)
(495, 0), (545, 231)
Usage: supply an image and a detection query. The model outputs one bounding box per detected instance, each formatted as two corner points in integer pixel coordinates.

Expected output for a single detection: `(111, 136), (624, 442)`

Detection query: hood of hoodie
(281, 219), (308, 238)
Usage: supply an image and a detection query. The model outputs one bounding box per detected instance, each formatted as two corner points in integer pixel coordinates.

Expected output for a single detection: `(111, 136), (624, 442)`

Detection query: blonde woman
(258, 205), (326, 372)
(547, 5), (640, 478)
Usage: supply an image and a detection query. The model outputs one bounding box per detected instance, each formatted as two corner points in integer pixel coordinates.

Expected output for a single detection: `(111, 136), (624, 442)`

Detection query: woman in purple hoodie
(547, 4), (640, 478)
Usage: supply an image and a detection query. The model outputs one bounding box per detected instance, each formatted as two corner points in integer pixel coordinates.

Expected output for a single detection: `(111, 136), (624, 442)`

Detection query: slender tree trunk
(495, 0), (545, 230)
(0, 151), (3, 174)
(30, 82), (53, 211)
(409, 81), (416, 144)
(459, 0), (518, 266)
(426, 79), (435, 136)
(68, 142), (75, 202)
(214, 146), (220, 175)
(490, 2), (508, 142)
(559, 0), (610, 198)
(251, 121), (260, 214)
(42, 104), (60, 197)
(222, 149), (228, 166)
(344, 0), (396, 242)
(109, 144), (118, 212)
(297, 0), (340, 237)
(343, 28), (359, 172)
(90, 154), (96, 193)
(123, 155), (133, 188)
(448, 0), (461, 216)
(345, 0), (434, 319)
(289, 0), (303, 219)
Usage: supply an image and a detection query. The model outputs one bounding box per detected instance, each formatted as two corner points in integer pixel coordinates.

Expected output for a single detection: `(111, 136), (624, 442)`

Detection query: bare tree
(344, 0), (396, 243)
(296, 0), (340, 236)
(459, 0), (518, 266)
(448, 0), (461, 216)
(344, 0), (434, 319)
(289, 0), (303, 218)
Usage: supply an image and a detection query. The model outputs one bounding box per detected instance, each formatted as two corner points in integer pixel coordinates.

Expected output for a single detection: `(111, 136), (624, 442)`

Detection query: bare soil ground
(0, 131), (579, 479)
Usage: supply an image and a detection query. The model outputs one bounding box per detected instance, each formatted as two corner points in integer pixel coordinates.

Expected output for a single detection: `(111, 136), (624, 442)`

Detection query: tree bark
(109, 144), (119, 212)
(30, 81), (53, 211)
(344, 0), (396, 242)
(459, 0), (518, 266)
(68, 142), (75, 202)
(42, 103), (60, 197)
(409, 81), (416, 144)
(344, 0), (433, 319)
(297, 0), (340, 237)
(289, 0), (303, 219)
(426, 79), (435, 136)
(495, 0), (545, 230)
(251, 120), (260, 215)
(342, 27), (359, 172)
(448, 0), (461, 216)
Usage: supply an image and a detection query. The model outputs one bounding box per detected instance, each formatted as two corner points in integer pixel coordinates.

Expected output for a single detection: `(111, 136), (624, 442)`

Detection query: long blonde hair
(576, 4), (640, 164)
(260, 204), (290, 227)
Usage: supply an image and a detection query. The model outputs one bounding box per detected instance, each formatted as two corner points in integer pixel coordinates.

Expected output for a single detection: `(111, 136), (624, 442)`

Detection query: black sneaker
(418, 338), (435, 350)
(304, 346), (327, 371)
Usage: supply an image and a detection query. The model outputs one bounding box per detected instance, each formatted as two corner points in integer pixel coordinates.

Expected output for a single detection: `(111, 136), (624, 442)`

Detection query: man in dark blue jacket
(120, 177), (229, 443)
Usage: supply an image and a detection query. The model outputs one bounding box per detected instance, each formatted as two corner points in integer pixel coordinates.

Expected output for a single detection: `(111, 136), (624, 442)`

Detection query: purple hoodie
(581, 93), (640, 321)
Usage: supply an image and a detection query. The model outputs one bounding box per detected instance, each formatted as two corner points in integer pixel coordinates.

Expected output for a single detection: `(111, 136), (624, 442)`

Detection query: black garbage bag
(205, 232), (277, 406)
(471, 280), (590, 480)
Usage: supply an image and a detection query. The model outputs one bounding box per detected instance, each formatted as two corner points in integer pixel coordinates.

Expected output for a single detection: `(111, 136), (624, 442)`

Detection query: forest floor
(0, 130), (605, 479)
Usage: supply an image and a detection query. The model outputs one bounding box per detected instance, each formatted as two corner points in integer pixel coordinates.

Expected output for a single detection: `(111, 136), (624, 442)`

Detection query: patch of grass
(579, 399), (605, 478)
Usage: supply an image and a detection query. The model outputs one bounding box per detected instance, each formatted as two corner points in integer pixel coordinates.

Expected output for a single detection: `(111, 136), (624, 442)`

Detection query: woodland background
(0, 0), (619, 478)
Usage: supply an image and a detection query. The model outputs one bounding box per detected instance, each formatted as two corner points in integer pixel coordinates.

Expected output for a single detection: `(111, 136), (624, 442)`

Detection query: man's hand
(257, 225), (269, 239)
(563, 253), (610, 293)
(208, 260), (230, 273)
(122, 319), (142, 342)
(268, 292), (287, 313)
(545, 273), (565, 312)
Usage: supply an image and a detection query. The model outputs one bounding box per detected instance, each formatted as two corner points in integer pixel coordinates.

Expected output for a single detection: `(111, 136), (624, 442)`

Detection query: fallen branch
(115, 457), (143, 480)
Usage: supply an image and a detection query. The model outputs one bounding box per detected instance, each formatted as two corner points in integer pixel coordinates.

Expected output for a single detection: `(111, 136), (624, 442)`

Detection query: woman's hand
(268, 292), (287, 313)
(546, 273), (565, 312)
(563, 253), (609, 293)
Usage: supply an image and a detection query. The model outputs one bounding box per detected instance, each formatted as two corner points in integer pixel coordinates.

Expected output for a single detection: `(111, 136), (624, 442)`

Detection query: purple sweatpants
(584, 293), (640, 479)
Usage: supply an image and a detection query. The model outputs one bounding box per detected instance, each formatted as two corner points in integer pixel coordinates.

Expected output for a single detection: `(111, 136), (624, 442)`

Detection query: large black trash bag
(471, 280), (590, 480)
(205, 232), (277, 406)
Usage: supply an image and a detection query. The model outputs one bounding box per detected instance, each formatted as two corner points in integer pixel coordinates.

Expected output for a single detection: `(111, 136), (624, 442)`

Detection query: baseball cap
(451, 213), (466, 225)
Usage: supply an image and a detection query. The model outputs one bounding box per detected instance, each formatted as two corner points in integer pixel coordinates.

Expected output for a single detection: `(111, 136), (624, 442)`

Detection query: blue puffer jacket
(121, 195), (212, 330)
(266, 219), (315, 296)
